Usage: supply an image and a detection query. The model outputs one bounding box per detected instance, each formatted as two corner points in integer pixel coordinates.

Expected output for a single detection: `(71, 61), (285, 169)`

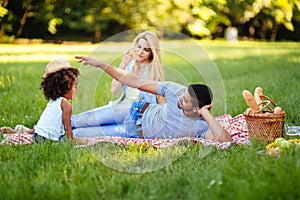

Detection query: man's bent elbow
(221, 130), (232, 142)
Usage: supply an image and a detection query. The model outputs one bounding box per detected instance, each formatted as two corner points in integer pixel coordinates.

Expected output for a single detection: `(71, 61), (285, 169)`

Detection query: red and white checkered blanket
(0, 114), (249, 149)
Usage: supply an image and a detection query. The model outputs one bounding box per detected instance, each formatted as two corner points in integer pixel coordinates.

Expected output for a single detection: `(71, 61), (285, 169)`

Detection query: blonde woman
(71, 31), (165, 137)
(111, 31), (164, 104)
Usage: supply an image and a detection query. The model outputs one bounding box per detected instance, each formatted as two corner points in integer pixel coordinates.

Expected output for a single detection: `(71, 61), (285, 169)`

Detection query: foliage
(241, 0), (300, 40)
(1, 0), (300, 42)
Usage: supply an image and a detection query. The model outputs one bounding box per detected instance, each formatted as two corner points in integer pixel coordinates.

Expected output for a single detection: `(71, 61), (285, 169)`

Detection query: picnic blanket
(0, 114), (249, 149)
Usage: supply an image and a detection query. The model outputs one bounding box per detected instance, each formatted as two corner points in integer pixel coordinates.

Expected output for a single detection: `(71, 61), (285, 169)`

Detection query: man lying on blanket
(74, 56), (232, 143)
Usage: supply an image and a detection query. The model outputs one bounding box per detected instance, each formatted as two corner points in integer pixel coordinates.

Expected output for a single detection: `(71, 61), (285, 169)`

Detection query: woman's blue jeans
(71, 103), (138, 138)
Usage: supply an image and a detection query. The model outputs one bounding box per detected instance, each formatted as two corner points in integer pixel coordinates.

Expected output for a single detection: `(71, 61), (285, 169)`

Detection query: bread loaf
(254, 87), (263, 109)
(245, 108), (252, 115)
(274, 106), (283, 114)
(242, 90), (261, 113)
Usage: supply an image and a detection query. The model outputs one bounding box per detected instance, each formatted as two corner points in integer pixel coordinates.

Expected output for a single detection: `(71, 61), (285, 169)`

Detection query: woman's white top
(112, 61), (157, 104)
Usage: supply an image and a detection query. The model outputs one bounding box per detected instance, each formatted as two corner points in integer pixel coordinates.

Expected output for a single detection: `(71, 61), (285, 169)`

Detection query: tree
(166, 0), (231, 38)
(1, 0), (300, 42)
(0, 0), (9, 39)
(242, 0), (299, 41)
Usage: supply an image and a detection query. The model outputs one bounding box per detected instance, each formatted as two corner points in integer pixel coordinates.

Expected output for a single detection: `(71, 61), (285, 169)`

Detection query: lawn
(0, 40), (299, 200)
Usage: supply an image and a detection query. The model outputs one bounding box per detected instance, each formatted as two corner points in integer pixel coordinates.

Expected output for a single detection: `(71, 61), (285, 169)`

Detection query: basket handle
(256, 95), (277, 113)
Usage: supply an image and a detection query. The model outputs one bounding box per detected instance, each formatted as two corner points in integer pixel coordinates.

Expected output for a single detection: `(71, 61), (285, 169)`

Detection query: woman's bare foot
(73, 137), (89, 145)
(0, 127), (17, 134)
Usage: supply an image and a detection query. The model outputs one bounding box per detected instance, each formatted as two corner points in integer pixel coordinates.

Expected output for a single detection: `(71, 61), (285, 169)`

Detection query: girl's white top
(34, 97), (66, 141)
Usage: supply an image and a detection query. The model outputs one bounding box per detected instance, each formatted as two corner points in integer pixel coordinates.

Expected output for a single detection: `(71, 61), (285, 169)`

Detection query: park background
(1, 1), (300, 200)
(1, 0), (300, 43)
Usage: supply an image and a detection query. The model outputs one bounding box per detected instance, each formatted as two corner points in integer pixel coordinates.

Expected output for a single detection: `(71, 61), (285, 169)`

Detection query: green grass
(0, 41), (300, 200)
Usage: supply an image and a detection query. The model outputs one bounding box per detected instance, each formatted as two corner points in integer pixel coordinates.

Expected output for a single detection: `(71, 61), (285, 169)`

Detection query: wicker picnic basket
(243, 95), (286, 142)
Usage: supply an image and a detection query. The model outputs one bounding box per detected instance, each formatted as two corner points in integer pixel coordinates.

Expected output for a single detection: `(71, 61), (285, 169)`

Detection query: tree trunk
(270, 23), (278, 42)
(249, 21), (255, 40)
(158, 28), (164, 40)
(2, 0), (9, 7)
(16, 0), (32, 38)
(92, 28), (101, 43)
(260, 21), (267, 40)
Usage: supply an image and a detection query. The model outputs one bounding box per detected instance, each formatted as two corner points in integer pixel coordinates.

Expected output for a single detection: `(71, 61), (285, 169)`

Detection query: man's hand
(75, 56), (108, 69)
(198, 103), (212, 117)
(74, 55), (159, 95)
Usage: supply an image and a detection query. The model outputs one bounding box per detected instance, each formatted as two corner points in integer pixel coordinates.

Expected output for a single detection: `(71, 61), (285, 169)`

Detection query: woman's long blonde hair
(132, 31), (164, 82)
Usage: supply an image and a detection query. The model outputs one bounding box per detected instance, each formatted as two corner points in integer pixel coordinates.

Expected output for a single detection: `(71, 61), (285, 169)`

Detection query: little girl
(0, 59), (80, 144)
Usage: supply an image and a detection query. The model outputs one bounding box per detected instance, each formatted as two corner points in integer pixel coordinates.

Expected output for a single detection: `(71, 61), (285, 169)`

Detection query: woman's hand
(119, 49), (133, 69)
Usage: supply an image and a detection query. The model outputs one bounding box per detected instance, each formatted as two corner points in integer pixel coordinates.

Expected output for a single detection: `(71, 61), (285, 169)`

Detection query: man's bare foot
(0, 127), (17, 134)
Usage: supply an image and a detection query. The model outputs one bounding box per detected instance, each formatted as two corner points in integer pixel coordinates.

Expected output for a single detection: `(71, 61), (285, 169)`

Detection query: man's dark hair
(188, 84), (213, 108)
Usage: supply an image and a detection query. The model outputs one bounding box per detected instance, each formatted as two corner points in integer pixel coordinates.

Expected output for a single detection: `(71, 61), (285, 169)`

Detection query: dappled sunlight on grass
(0, 44), (96, 63)
(0, 43), (132, 63)
(86, 142), (188, 173)
(1, 41), (299, 63)
(198, 41), (300, 61)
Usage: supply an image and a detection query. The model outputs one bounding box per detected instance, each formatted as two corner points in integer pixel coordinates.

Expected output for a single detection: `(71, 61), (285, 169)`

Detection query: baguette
(242, 90), (261, 113)
(245, 108), (252, 115)
(254, 87), (263, 109)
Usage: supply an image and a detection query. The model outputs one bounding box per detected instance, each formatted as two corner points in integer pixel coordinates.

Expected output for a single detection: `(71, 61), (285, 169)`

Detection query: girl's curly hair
(40, 68), (80, 100)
